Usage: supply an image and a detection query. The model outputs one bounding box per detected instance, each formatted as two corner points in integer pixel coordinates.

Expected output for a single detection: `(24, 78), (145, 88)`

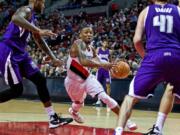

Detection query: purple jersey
(128, 4), (180, 99)
(0, 7), (39, 85)
(98, 48), (110, 62)
(2, 6), (34, 55)
(145, 4), (180, 51)
(96, 48), (111, 85)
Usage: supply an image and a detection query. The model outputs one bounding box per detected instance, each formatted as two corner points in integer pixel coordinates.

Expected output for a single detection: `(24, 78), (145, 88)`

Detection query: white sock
(45, 106), (55, 119)
(155, 112), (167, 132)
(115, 127), (123, 135)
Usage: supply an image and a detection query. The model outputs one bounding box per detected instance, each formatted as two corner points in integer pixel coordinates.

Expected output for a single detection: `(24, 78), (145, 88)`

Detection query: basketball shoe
(49, 113), (73, 128)
(113, 120), (138, 135)
(126, 120), (138, 130)
(69, 107), (85, 123)
(143, 125), (163, 135)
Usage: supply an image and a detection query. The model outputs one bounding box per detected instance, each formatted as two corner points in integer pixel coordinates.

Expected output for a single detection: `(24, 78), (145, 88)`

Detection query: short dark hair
(79, 25), (93, 34)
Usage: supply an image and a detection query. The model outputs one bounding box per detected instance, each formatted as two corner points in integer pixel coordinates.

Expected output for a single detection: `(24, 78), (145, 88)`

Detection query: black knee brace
(0, 82), (23, 103)
(28, 71), (50, 103)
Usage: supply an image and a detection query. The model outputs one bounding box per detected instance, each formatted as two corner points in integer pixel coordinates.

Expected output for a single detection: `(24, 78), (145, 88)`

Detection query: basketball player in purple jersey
(0, 0), (72, 128)
(144, 1), (180, 134)
(114, 0), (180, 135)
(95, 39), (112, 108)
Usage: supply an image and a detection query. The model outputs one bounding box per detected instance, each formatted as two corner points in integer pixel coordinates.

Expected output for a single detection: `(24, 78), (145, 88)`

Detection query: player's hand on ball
(52, 58), (63, 67)
(101, 63), (116, 70)
(110, 61), (130, 79)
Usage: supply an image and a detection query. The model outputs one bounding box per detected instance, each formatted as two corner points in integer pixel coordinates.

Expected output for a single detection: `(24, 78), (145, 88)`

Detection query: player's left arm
(133, 7), (147, 59)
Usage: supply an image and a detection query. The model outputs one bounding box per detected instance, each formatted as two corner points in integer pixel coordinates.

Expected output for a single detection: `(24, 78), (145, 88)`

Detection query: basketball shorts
(64, 74), (104, 103)
(0, 42), (39, 85)
(96, 68), (111, 84)
(129, 49), (180, 99)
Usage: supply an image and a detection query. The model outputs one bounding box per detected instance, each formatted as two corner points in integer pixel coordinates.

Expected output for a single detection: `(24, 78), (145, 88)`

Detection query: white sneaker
(126, 120), (138, 131)
(69, 108), (84, 123)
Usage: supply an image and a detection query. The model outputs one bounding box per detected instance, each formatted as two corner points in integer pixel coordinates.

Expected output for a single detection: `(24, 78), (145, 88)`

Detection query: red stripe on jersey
(70, 60), (89, 80)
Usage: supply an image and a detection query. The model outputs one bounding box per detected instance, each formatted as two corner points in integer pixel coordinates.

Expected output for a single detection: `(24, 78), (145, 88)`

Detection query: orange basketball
(111, 61), (130, 79)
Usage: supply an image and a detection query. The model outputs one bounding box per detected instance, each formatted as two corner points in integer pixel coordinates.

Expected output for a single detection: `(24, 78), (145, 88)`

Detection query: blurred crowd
(0, 0), (151, 78)
(0, 0), (27, 36)
(59, 0), (111, 10)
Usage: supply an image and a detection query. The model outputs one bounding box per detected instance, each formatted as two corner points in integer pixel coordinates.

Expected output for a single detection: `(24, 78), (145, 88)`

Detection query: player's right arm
(11, 6), (56, 37)
(133, 7), (147, 59)
(12, 6), (40, 33)
(70, 40), (113, 69)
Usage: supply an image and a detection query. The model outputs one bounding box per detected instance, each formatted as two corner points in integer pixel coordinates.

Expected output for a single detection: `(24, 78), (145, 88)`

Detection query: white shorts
(64, 74), (104, 103)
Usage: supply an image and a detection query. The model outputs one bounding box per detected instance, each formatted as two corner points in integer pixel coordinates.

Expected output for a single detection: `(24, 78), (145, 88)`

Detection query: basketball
(111, 61), (130, 79)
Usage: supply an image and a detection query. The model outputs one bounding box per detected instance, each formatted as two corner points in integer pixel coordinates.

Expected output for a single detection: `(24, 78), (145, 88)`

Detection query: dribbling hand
(101, 63), (116, 70)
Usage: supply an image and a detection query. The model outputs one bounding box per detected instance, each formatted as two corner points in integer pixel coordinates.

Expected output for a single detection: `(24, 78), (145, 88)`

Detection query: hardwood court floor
(0, 100), (179, 135)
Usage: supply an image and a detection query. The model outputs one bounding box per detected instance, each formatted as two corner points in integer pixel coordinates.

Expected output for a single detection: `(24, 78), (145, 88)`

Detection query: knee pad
(98, 92), (118, 109)
(37, 77), (50, 103)
(36, 73), (47, 86)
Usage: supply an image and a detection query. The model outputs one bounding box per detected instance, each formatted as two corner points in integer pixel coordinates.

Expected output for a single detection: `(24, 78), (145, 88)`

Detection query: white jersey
(66, 45), (94, 82)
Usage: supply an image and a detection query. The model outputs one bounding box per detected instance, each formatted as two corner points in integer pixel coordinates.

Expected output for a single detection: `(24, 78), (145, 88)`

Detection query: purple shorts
(129, 49), (180, 99)
(96, 68), (111, 84)
(0, 42), (39, 85)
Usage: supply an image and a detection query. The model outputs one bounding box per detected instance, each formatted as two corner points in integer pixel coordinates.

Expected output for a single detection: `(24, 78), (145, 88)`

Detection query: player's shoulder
(17, 5), (32, 12)
(72, 39), (85, 51)
(138, 6), (149, 20)
(142, 6), (149, 14)
(14, 5), (32, 17)
(23, 6), (33, 14)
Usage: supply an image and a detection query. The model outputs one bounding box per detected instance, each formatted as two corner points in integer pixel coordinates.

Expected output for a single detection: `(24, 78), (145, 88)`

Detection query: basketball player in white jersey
(64, 26), (137, 130)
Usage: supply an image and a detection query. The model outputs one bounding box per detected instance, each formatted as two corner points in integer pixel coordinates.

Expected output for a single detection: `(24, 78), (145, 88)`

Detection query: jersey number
(153, 15), (173, 33)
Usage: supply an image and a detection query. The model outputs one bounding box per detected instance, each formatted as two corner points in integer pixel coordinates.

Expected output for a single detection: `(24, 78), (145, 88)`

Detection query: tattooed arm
(70, 40), (113, 69)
